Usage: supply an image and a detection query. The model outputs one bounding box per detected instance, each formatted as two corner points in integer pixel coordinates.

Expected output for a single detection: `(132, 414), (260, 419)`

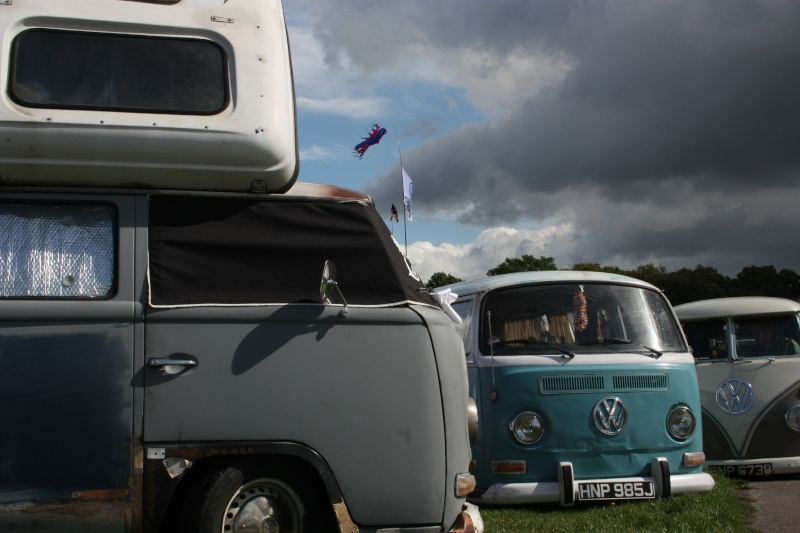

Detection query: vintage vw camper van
(675, 297), (800, 477)
(438, 271), (714, 505)
(0, 1), (481, 532)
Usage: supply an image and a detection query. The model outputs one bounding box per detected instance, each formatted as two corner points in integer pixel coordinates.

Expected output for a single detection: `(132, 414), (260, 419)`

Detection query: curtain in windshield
(481, 283), (685, 355)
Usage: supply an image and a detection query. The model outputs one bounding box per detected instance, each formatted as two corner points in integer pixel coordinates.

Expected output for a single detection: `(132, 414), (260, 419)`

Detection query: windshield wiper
(527, 339), (575, 359)
(578, 338), (663, 358)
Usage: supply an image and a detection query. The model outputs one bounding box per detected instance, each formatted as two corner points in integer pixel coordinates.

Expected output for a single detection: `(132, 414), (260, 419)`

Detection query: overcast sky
(284, 0), (800, 282)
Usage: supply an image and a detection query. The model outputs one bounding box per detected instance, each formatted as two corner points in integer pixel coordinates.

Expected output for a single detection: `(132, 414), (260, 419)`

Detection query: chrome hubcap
(223, 479), (301, 533)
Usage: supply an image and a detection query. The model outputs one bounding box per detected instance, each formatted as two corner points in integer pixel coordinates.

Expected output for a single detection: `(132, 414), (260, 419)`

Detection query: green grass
(479, 473), (755, 533)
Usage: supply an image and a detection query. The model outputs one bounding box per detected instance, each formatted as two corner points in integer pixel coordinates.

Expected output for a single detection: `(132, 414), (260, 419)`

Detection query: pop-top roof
(0, 0), (298, 194)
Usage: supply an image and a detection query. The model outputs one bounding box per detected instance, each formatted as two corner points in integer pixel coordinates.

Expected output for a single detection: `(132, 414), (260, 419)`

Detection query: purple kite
(354, 124), (387, 159)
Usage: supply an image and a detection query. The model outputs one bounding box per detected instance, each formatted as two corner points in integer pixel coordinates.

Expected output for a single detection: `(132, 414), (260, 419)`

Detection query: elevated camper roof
(0, 0), (298, 193)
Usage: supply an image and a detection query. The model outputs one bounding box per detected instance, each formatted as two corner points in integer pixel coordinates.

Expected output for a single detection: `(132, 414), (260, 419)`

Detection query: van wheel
(186, 464), (308, 533)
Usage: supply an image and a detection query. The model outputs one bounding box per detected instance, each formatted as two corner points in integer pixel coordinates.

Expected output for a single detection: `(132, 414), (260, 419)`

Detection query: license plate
(708, 463), (773, 477)
(577, 481), (656, 501)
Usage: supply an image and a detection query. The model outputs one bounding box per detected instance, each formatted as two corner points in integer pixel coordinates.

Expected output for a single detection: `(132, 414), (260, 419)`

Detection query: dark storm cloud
(303, 0), (800, 274)
(609, 195), (800, 274)
(304, 0), (573, 71)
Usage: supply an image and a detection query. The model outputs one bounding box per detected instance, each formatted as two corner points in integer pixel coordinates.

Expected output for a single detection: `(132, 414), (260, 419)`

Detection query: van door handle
(147, 358), (197, 375)
(148, 358), (198, 368)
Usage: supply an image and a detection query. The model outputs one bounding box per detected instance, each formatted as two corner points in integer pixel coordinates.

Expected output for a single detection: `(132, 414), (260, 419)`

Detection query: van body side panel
(143, 305), (446, 527)
(413, 305), (474, 525)
(700, 413), (738, 460)
(0, 195), (137, 531)
(0, 318), (133, 530)
(745, 382), (800, 459)
(466, 364), (490, 486)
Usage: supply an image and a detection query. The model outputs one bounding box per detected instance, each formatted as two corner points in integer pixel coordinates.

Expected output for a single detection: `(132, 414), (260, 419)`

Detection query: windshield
(480, 282), (685, 356)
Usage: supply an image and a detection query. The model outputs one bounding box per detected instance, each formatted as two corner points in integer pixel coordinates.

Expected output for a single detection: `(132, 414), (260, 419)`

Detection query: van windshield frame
(479, 282), (686, 356)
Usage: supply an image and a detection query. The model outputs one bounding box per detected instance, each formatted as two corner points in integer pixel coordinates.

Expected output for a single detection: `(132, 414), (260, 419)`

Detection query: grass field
(478, 472), (755, 533)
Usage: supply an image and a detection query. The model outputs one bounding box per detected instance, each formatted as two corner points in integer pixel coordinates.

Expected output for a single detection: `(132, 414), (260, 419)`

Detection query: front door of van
(0, 196), (138, 531)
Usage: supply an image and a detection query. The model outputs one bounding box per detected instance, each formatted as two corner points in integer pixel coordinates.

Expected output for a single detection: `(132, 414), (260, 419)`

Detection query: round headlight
(510, 411), (544, 445)
(667, 405), (696, 440)
(786, 405), (800, 433)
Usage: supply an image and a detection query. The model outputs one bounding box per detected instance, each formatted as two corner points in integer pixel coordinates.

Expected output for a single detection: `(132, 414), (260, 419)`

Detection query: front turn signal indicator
(455, 473), (476, 497)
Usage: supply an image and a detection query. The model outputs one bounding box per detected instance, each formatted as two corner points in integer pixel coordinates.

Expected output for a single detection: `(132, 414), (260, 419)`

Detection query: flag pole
(393, 124), (408, 256)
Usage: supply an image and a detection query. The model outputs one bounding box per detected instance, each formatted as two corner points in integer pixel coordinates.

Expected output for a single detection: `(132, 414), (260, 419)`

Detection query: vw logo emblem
(716, 378), (755, 414)
(593, 396), (629, 435)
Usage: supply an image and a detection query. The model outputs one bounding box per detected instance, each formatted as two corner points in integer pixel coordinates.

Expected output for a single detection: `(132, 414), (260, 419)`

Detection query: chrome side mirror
(320, 260), (348, 317)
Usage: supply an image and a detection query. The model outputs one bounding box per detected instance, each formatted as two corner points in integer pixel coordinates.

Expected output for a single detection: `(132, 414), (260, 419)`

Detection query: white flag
(402, 168), (413, 221)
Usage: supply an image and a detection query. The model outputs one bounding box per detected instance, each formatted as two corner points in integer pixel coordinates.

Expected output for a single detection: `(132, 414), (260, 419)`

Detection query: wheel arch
(147, 442), (343, 533)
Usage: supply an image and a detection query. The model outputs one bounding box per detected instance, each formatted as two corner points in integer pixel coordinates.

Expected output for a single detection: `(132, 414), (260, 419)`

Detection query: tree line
(424, 254), (800, 306)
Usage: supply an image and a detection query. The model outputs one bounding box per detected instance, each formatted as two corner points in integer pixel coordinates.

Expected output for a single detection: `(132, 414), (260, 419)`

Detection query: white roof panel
(437, 270), (658, 297)
(674, 296), (800, 320)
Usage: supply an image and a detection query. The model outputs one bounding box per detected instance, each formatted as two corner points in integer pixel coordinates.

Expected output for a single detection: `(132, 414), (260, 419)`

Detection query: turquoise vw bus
(438, 271), (714, 505)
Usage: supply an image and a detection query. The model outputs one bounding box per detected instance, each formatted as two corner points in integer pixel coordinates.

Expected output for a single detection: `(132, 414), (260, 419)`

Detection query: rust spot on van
(71, 489), (128, 501)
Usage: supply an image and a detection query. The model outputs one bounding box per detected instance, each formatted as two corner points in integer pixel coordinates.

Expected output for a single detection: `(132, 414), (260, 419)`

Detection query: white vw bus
(675, 297), (800, 476)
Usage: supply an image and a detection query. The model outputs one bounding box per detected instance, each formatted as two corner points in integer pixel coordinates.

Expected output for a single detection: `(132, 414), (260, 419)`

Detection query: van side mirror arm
(320, 260), (348, 317)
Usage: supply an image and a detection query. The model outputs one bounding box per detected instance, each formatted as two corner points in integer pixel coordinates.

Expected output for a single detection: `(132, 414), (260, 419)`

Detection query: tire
(184, 461), (310, 533)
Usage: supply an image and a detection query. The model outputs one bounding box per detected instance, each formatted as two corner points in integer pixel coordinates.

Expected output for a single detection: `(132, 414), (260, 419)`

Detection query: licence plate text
(708, 463), (773, 477)
(578, 481), (655, 501)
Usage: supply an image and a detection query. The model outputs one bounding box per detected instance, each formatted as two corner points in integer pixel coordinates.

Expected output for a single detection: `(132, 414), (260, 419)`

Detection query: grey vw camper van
(0, 1), (480, 532)
(675, 297), (800, 477)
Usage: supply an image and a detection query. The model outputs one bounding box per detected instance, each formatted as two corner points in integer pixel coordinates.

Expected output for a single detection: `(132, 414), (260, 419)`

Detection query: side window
(644, 291), (685, 350)
(451, 300), (474, 356)
(680, 319), (728, 360)
(0, 203), (115, 298)
(10, 29), (228, 115)
(734, 316), (800, 358)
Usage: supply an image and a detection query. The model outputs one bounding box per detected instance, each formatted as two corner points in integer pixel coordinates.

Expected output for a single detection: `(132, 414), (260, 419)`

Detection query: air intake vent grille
(540, 373), (670, 394)
(540, 375), (604, 393)
(613, 373), (669, 390)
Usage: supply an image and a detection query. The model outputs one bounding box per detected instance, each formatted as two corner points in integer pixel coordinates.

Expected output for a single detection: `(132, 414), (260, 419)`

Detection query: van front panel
(473, 362), (704, 483)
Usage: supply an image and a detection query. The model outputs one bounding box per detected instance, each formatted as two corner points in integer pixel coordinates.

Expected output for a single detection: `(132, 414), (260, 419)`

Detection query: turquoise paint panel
(469, 362), (704, 488)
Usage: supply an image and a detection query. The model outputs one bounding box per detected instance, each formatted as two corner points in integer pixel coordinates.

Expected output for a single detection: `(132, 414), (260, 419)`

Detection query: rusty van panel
(0, 193), (139, 531)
